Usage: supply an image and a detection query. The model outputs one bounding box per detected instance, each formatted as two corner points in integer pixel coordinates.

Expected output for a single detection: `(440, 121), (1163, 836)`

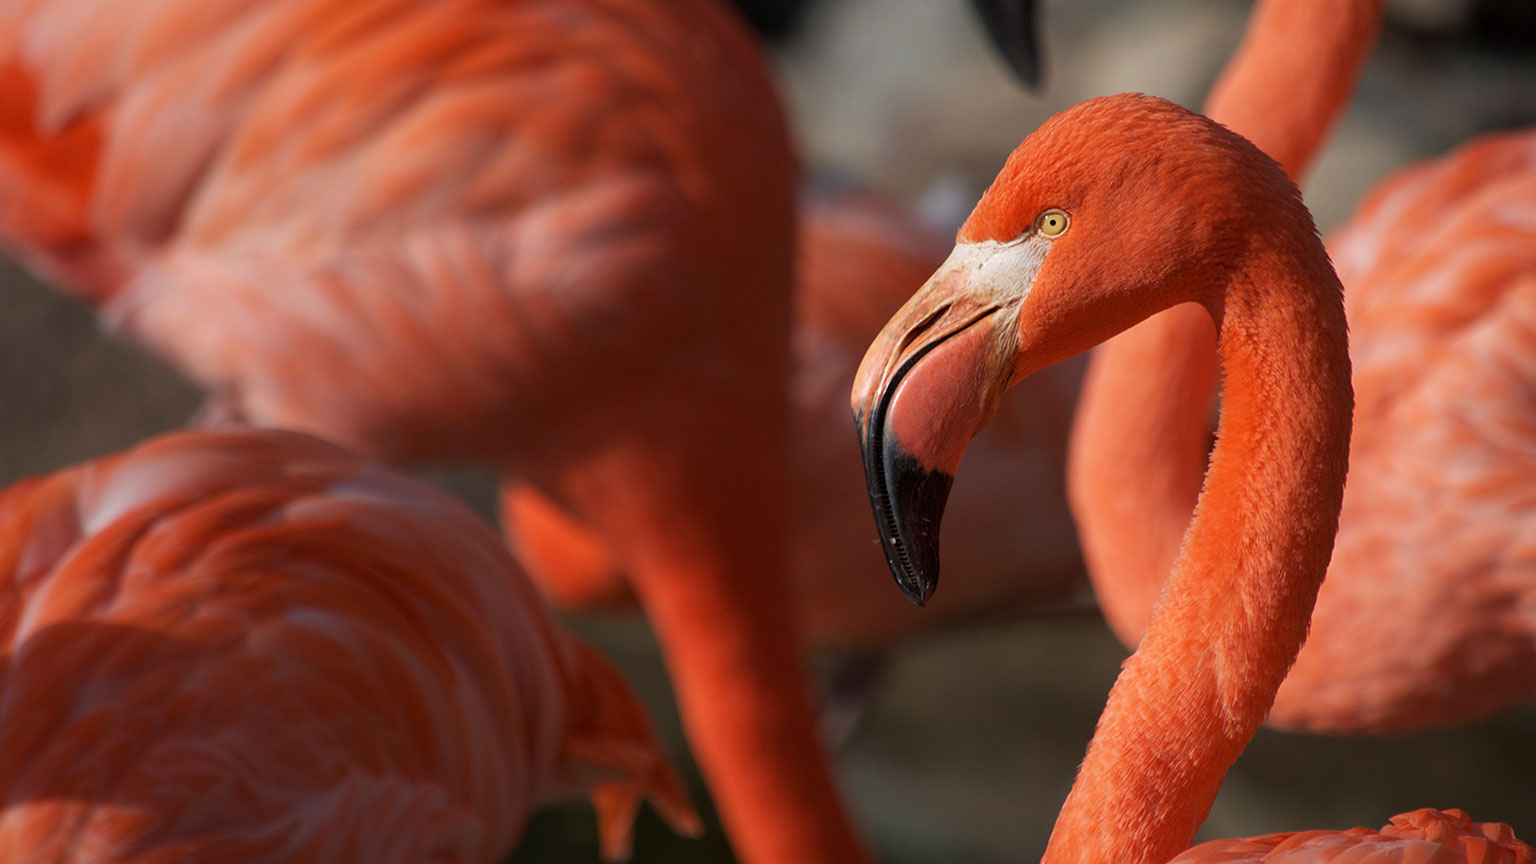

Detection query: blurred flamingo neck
(1068, 304), (1217, 644)
(1043, 240), (1353, 864)
(1205, 0), (1384, 182)
(1067, 0), (1382, 646)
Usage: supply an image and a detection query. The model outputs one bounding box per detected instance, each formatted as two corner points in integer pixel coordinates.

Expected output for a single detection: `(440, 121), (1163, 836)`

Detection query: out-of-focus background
(3, 0), (1535, 861)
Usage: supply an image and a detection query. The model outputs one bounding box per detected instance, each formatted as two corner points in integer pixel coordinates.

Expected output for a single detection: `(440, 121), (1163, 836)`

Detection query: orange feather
(0, 427), (696, 862)
(1171, 810), (1533, 864)
(851, 91), (1530, 864)
(1068, 0), (1536, 734)
(0, 2), (869, 861)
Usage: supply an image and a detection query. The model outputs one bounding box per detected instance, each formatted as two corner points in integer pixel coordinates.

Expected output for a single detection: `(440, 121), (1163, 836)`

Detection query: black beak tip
(865, 437), (954, 608)
(895, 569), (936, 607)
(970, 0), (1043, 88)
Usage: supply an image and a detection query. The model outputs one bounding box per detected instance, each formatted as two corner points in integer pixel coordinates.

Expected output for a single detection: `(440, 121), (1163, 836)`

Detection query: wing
(1, 0), (795, 464)
(1271, 132), (1536, 733)
(0, 427), (689, 861)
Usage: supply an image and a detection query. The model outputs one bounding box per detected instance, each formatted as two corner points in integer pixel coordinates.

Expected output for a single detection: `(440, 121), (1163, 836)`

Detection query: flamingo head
(851, 93), (1300, 604)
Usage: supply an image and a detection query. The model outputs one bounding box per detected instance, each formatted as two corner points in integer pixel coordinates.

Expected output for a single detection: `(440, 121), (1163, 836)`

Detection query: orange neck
(1066, 0), (1382, 645)
(1044, 240), (1353, 864)
(1205, 0), (1384, 183)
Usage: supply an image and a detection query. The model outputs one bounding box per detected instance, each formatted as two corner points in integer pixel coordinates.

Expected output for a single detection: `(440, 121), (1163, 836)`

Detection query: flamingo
(1067, 0), (1536, 733)
(500, 183), (1086, 651)
(0, 426), (696, 862)
(0, 2), (868, 861)
(850, 92), (1531, 864)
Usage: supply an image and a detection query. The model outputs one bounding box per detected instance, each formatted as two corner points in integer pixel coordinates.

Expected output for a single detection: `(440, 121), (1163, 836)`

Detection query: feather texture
(0, 427), (694, 862)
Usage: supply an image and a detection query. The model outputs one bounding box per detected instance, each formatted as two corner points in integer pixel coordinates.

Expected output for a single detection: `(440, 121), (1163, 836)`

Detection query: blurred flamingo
(501, 183), (1086, 653)
(0, 1), (869, 861)
(1068, 0), (1536, 733)
(0, 427), (696, 862)
(851, 92), (1531, 864)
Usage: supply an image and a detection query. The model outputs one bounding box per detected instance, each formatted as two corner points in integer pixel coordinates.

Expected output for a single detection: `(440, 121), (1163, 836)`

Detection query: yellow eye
(1038, 209), (1069, 237)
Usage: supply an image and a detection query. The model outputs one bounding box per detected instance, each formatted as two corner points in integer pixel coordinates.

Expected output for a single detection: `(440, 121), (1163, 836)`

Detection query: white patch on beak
(944, 235), (1054, 308)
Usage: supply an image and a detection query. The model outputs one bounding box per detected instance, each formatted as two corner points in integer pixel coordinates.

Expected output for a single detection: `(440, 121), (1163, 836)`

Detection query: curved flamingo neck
(1044, 239), (1353, 864)
(1067, 0), (1382, 646)
(1205, 0), (1384, 183)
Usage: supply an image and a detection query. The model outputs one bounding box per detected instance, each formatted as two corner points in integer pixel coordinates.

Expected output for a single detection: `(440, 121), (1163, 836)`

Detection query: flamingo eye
(1037, 209), (1069, 238)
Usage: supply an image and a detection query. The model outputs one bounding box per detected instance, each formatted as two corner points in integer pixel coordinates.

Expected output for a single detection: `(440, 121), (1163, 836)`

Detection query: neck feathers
(1045, 232), (1352, 864)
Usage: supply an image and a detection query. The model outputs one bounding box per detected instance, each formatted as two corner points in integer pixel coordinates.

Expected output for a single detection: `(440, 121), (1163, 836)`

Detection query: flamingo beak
(851, 252), (1022, 605)
(971, 0), (1043, 87)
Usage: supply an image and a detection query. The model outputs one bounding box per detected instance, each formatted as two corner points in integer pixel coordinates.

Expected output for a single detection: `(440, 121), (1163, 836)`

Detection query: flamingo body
(0, 427), (693, 863)
(1268, 131), (1536, 732)
(0, 0), (782, 467)
(0, 3), (872, 860)
(1173, 810), (1533, 864)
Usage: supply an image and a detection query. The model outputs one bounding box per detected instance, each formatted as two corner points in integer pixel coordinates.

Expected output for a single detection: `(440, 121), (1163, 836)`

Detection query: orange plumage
(0, 427), (695, 862)
(1171, 810), (1533, 864)
(0, 2), (869, 860)
(1068, 0), (1536, 734)
(851, 91), (1530, 864)
(1269, 129), (1536, 731)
